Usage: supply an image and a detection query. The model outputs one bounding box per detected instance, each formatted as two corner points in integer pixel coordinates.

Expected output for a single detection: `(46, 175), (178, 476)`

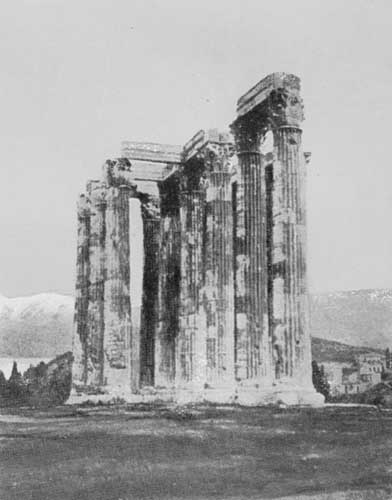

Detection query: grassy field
(1, 404), (392, 499)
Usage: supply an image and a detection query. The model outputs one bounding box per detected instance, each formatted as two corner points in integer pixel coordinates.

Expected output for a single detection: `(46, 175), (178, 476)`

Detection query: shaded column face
(139, 196), (160, 387)
(155, 176), (180, 388)
(86, 182), (107, 387)
(129, 197), (143, 391)
(231, 117), (270, 383)
(72, 194), (91, 387)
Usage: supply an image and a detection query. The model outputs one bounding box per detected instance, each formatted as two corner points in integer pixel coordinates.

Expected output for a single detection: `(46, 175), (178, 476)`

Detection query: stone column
(85, 181), (107, 388)
(270, 126), (315, 396)
(71, 194), (90, 389)
(231, 116), (270, 398)
(205, 167), (235, 387)
(139, 197), (160, 387)
(176, 165), (207, 401)
(155, 177), (180, 390)
(103, 184), (134, 393)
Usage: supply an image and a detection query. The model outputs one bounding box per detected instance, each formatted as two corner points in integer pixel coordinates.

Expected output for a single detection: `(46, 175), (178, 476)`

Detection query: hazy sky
(1, 0), (391, 298)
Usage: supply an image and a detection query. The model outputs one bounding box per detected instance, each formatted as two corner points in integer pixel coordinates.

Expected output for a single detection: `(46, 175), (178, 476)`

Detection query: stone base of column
(69, 381), (105, 395)
(174, 382), (205, 405)
(175, 385), (236, 405)
(67, 386), (175, 405)
(68, 382), (323, 407)
(102, 367), (132, 395)
(202, 386), (237, 404)
(235, 381), (324, 407)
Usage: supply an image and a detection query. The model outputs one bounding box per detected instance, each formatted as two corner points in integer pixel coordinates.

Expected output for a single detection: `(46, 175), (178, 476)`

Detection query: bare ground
(0, 404), (392, 500)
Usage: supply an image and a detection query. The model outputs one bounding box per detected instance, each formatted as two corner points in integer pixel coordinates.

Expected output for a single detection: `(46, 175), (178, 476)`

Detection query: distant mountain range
(311, 337), (384, 364)
(0, 288), (391, 362)
(310, 289), (392, 350)
(0, 293), (74, 358)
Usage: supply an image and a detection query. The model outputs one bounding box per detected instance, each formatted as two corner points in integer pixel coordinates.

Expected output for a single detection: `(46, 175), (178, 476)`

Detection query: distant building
(342, 367), (361, 395)
(322, 352), (386, 396)
(322, 362), (351, 396)
(356, 353), (383, 390)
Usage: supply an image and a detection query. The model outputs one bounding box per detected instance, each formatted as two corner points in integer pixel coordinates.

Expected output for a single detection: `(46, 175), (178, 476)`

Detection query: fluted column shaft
(72, 195), (90, 387)
(177, 187), (206, 391)
(140, 202), (160, 387)
(204, 167), (235, 388)
(233, 125), (269, 383)
(103, 185), (132, 391)
(155, 180), (180, 388)
(86, 184), (106, 387)
(271, 126), (310, 383)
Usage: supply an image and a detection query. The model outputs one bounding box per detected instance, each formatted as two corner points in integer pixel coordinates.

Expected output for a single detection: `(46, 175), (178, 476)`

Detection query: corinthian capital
(87, 181), (107, 207)
(203, 141), (235, 173)
(267, 87), (304, 129)
(231, 113), (265, 153)
(235, 73), (305, 133)
(102, 158), (136, 189)
(182, 129), (235, 176)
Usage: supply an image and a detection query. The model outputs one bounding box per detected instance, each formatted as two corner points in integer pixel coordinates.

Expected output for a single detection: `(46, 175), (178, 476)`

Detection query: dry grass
(0, 405), (392, 499)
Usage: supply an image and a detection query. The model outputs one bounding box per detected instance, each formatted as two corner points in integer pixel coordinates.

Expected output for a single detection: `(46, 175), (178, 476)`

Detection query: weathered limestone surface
(85, 181), (106, 388)
(103, 185), (132, 392)
(270, 127), (315, 395)
(176, 161), (207, 400)
(71, 73), (323, 407)
(204, 155), (235, 392)
(231, 117), (271, 399)
(71, 194), (90, 388)
(179, 130), (236, 403)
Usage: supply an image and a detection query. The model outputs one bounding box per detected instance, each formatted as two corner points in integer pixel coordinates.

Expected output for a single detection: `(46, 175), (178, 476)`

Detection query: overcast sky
(0, 0), (391, 299)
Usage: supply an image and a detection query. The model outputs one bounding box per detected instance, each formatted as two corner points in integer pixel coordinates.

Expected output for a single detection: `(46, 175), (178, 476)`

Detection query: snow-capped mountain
(0, 293), (74, 357)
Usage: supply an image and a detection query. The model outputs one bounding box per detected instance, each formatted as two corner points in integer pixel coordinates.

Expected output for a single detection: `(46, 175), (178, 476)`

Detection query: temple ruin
(71, 73), (324, 406)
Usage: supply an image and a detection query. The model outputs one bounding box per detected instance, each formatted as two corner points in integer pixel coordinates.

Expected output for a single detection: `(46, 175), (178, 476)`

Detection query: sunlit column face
(129, 198), (143, 308)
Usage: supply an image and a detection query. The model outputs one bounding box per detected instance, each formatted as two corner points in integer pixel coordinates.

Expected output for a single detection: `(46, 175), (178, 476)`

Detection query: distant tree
(0, 352), (72, 407)
(8, 361), (22, 384)
(5, 361), (27, 402)
(312, 360), (330, 400)
(0, 370), (6, 396)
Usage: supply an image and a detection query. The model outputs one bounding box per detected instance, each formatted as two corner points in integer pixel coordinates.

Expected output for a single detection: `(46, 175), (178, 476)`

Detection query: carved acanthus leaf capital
(231, 113), (265, 153)
(102, 157), (136, 189)
(267, 88), (304, 129)
(140, 193), (160, 220)
(87, 181), (107, 207)
(203, 142), (235, 174)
